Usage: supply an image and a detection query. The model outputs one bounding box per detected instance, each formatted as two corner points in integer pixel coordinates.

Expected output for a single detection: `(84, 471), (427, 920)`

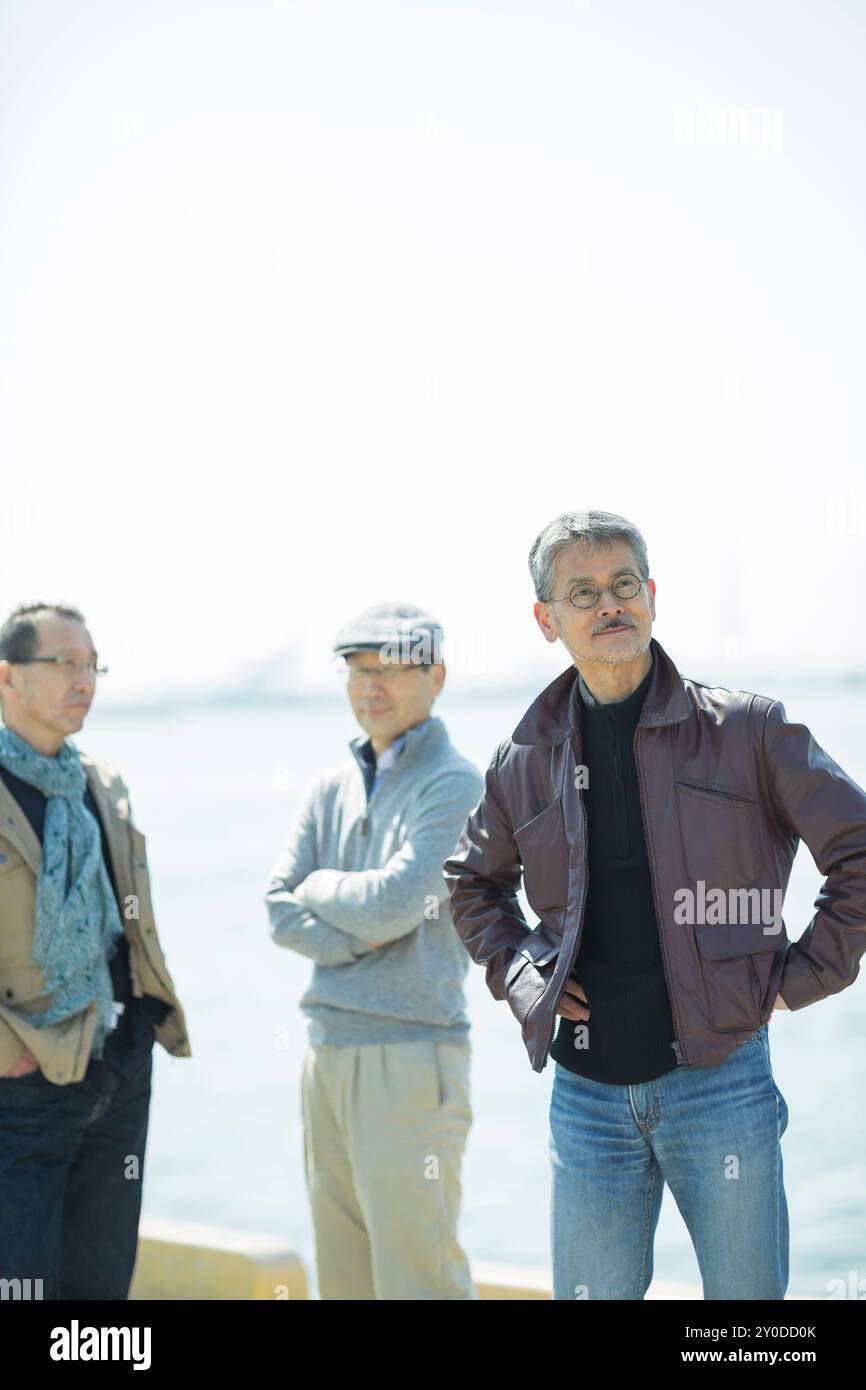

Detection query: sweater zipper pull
(360, 813), (368, 836)
(671, 1040), (683, 1063)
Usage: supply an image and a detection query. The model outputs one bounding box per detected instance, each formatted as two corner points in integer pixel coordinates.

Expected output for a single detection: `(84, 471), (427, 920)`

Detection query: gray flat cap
(333, 602), (444, 664)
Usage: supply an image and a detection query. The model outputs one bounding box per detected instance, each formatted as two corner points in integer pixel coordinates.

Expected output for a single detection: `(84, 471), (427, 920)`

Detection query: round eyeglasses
(547, 573), (644, 609)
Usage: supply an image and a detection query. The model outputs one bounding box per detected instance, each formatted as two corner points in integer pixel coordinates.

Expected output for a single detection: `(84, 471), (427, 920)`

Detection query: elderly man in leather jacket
(443, 509), (866, 1300)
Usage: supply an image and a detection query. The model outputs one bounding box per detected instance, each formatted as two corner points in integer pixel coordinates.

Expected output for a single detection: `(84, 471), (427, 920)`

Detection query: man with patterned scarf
(0, 603), (191, 1300)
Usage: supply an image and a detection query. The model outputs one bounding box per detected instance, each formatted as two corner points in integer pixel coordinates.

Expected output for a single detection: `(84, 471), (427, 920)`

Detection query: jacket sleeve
(295, 766), (485, 945)
(761, 698), (866, 1009)
(442, 742), (532, 1000)
(265, 780), (372, 967)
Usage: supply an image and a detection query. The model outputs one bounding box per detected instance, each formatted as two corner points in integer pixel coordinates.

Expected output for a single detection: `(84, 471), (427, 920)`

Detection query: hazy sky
(2, 0), (864, 702)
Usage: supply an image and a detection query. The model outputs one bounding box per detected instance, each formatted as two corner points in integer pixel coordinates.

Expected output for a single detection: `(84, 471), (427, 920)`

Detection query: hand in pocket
(555, 977), (590, 1022)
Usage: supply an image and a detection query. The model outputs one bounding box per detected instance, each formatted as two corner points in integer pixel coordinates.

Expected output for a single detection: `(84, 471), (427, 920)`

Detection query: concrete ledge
(471, 1261), (551, 1299)
(471, 1266), (708, 1300)
(130, 1218), (812, 1300)
(131, 1217), (307, 1300)
(471, 1265), (810, 1300)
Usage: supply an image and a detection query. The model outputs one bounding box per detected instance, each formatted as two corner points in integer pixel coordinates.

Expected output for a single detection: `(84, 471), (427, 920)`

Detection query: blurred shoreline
(86, 666), (866, 720)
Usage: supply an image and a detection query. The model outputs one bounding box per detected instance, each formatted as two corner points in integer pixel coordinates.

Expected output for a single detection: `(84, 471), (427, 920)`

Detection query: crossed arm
(266, 768), (483, 963)
(265, 783), (376, 966)
(292, 769), (483, 945)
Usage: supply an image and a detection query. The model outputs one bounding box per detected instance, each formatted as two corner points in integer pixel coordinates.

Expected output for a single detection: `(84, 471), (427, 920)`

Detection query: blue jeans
(0, 1048), (153, 1300)
(549, 1024), (789, 1299)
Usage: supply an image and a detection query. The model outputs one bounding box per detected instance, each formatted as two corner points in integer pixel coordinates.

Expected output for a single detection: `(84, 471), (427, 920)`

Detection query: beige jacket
(0, 751), (191, 1084)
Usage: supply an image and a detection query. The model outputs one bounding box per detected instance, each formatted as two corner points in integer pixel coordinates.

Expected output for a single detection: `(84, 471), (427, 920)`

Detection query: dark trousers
(0, 1046), (153, 1300)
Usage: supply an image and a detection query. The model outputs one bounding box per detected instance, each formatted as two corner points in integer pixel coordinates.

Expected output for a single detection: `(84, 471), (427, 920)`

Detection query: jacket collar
(0, 748), (127, 878)
(511, 635), (693, 746)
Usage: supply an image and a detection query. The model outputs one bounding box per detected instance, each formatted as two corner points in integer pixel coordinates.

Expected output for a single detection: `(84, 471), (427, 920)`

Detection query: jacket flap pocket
(516, 929), (560, 967)
(0, 964), (50, 1010)
(694, 921), (788, 960)
(503, 930), (559, 992)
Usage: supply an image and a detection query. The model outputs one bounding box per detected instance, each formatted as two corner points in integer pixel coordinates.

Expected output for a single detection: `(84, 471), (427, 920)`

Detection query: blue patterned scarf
(0, 725), (125, 1058)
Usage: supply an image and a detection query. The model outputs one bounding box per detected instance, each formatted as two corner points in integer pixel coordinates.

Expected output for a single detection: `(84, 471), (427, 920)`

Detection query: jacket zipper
(538, 739), (590, 1067)
(636, 726), (687, 1066)
(544, 861), (590, 1065)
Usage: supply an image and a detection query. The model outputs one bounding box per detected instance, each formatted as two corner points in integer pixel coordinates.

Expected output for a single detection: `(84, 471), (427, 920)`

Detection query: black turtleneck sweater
(548, 653), (680, 1084)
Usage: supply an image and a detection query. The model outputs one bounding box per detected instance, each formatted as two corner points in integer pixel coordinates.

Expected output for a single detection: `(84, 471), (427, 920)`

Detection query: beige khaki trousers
(300, 1038), (479, 1299)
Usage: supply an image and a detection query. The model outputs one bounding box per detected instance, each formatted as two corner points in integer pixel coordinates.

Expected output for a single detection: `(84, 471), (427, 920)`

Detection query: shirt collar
(355, 716), (437, 772)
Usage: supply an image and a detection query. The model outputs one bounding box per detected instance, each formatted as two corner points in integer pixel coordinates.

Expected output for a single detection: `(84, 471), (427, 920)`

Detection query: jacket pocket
(675, 780), (760, 889)
(694, 920), (788, 1033)
(513, 800), (569, 914)
(0, 964), (51, 1015)
(503, 928), (560, 1033)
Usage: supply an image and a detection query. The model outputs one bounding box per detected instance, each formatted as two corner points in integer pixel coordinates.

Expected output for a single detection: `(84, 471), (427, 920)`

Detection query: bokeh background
(2, 0), (864, 1297)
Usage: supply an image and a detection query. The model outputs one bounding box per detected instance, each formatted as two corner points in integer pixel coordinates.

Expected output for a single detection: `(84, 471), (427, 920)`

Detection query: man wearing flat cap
(265, 603), (484, 1300)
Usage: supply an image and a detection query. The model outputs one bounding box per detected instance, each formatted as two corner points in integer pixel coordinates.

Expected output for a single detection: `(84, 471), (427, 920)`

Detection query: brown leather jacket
(443, 636), (866, 1073)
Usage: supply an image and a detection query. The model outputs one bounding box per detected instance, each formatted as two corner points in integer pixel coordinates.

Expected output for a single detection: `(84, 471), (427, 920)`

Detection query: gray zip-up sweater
(265, 716), (484, 1047)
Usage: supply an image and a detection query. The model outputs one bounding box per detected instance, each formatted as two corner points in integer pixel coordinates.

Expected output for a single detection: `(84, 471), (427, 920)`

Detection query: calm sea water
(80, 681), (866, 1299)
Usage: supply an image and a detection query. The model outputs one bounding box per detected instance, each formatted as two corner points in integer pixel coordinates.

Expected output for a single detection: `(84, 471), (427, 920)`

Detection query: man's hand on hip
(769, 992), (789, 1019)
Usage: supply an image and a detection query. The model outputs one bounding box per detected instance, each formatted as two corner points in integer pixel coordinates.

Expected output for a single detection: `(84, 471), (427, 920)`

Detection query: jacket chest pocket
(512, 800), (570, 913)
(675, 780), (760, 889)
(0, 964), (51, 1014)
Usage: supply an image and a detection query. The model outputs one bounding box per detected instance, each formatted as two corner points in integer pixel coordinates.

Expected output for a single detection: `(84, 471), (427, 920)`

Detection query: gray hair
(528, 511), (650, 602)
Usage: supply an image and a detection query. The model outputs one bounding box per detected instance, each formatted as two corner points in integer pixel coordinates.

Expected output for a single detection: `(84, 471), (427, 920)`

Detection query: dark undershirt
(0, 765), (171, 1080)
(548, 652), (680, 1084)
(357, 740), (377, 799)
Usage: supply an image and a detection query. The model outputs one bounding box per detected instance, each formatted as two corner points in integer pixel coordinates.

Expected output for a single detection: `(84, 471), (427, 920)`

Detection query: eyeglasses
(547, 573), (644, 609)
(344, 664), (426, 683)
(13, 657), (108, 677)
